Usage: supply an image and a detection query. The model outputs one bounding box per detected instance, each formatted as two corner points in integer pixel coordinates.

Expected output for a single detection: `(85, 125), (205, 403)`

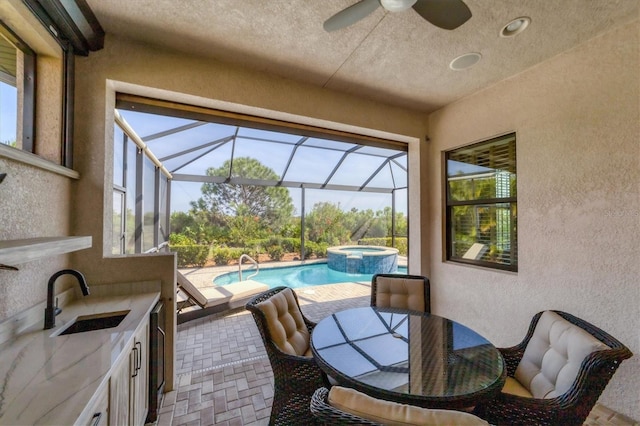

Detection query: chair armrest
(310, 387), (381, 425)
(303, 317), (317, 333)
(474, 391), (566, 425)
(498, 345), (526, 377)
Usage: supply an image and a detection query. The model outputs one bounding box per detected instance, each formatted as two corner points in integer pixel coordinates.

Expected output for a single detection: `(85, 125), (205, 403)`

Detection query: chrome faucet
(44, 269), (90, 330)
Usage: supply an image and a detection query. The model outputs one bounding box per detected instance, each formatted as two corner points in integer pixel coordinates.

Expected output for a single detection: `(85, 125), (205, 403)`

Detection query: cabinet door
(109, 350), (132, 426)
(132, 319), (149, 426)
(81, 382), (109, 426)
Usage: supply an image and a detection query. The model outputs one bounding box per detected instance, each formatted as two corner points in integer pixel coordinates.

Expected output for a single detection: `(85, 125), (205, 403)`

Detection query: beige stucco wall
(426, 20), (639, 419)
(0, 159), (72, 319)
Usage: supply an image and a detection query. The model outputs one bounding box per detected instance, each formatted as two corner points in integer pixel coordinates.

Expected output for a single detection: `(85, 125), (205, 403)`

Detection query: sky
(170, 180), (407, 216)
(0, 82), (17, 143)
(118, 109), (409, 216)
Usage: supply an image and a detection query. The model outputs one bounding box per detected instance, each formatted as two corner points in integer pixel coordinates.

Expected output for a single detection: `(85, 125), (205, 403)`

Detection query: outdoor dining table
(310, 306), (506, 410)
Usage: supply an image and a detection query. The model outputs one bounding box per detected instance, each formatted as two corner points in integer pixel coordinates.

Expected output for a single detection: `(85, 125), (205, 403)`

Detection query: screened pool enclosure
(111, 96), (409, 259)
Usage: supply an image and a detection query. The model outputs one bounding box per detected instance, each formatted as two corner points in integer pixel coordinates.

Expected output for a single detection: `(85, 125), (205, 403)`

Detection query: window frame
(1, 0), (104, 168)
(0, 21), (36, 152)
(444, 133), (517, 272)
(112, 119), (171, 256)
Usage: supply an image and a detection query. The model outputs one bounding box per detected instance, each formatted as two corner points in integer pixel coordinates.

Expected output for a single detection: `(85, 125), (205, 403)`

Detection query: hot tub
(327, 245), (399, 275)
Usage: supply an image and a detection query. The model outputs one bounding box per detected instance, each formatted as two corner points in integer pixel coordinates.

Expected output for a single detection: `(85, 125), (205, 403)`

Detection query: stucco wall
(426, 20), (639, 419)
(0, 159), (71, 319)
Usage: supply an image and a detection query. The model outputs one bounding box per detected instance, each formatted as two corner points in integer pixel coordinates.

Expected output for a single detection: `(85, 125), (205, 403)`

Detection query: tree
(305, 202), (350, 245)
(192, 157), (294, 242)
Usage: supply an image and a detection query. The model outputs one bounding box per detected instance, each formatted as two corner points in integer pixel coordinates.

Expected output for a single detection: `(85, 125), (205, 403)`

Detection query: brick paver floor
(160, 282), (637, 426)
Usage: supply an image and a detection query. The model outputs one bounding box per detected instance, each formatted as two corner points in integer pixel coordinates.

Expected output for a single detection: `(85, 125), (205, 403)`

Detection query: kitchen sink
(58, 310), (130, 335)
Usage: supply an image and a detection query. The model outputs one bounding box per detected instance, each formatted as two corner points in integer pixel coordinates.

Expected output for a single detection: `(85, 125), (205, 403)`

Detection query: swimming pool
(213, 262), (408, 289)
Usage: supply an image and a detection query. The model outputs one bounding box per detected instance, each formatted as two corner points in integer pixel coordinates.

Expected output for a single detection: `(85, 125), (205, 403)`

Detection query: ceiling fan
(324, 0), (472, 32)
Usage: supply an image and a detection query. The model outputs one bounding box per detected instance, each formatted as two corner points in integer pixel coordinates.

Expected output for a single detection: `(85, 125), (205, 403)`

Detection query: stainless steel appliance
(146, 300), (165, 423)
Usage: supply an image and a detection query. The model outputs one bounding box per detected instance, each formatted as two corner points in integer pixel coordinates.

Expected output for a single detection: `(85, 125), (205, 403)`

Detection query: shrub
(228, 248), (244, 262)
(242, 245), (262, 261)
(304, 241), (316, 258)
(213, 247), (233, 265)
(169, 233), (196, 246)
(266, 236), (282, 246)
(171, 244), (209, 267)
(314, 242), (329, 258)
(281, 237), (298, 253)
(266, 245), (284, 261)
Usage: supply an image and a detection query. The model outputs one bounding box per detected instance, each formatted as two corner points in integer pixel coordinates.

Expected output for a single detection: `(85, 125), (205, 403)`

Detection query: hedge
(171, 244), (210, 267)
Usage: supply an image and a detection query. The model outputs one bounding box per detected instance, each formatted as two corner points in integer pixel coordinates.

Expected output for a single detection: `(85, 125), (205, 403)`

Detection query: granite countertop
(0, 291), (160, 425)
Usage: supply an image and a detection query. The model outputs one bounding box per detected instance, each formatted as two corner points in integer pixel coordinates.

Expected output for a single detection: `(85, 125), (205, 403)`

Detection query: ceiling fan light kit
(380, 0), (417, 12)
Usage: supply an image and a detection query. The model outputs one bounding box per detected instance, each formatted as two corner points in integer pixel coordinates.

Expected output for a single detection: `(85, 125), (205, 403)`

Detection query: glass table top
(311, 307), (506, 408)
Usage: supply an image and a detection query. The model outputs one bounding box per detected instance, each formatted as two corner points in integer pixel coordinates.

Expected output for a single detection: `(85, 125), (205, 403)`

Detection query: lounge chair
(462, 243), (488, 260)
(176, 271), (268, 322)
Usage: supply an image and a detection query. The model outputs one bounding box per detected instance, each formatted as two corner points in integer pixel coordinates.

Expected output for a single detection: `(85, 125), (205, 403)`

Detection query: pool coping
(326, 245), (400, 257)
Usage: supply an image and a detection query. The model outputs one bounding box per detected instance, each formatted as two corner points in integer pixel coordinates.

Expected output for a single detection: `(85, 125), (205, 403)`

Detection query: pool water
(214, 262), (408, 289)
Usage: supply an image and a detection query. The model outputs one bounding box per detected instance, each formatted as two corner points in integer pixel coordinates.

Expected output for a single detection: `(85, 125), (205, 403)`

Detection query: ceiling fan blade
(412, 0), (472, 30)
(324, 0), (381, 32)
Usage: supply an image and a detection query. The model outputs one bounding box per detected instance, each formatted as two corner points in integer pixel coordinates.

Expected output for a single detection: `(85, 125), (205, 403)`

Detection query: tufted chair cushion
(256, 287), (310, 356)
(328, 386), (489, 425)
(375, 276), (426, 311)
(510, 311), (609, 399)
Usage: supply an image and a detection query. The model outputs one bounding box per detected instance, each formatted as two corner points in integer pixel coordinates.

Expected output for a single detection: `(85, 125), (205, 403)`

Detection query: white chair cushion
(328, 386), (489, 426)
(513, 311), (609, 399)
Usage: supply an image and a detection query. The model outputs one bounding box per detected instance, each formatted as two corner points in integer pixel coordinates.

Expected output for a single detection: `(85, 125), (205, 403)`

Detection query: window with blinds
(445, 133), (517, 271)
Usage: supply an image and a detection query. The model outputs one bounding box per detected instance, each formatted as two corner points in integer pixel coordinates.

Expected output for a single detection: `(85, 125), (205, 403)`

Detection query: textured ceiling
(85, 0), (639, 113)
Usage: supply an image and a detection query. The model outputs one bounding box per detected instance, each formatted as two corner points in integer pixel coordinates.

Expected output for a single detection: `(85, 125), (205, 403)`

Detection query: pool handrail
(239, 254), (259, 281)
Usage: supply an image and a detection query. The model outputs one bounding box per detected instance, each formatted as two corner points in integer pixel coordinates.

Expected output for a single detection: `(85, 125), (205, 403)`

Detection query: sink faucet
(44, 269), (90, 330)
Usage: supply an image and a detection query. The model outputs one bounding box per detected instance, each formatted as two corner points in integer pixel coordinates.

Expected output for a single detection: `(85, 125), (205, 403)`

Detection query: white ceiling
(85, 0), (639, 113)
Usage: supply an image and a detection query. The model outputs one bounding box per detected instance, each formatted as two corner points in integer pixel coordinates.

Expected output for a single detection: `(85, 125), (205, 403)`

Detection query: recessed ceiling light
(449, 52), (482, 71)
(500, 17), (531, 37)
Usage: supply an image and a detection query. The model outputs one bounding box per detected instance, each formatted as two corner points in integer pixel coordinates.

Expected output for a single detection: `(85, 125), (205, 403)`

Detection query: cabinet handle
(136, 341), (142, 372)
(132, 346), (139, 378)
(91, 412), (102, 426)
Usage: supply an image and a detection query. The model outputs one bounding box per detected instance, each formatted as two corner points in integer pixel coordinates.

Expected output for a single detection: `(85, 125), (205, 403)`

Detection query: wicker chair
(371, 273), (431, 312)
(246, 286), (329, 425)
(473, 310), (633, 426)
(311, 387), (489, 425)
